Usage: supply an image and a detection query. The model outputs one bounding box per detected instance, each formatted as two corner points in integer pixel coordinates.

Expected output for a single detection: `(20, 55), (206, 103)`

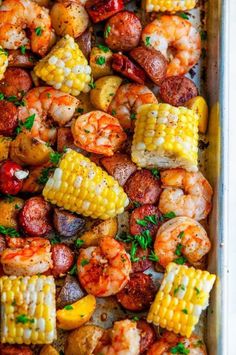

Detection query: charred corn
(0, 275), (56, 344)
(34, 35), (91, 96)
(43, 150), (129, 220)
(147, 262), (216, 337)
(145, 0), (197, 12)
(0, 46), (8, 80)
(131, 103), (199, 172)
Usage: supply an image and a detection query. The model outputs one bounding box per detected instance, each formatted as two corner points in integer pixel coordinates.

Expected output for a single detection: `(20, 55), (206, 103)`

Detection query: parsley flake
(145, 36), (151, 46)
(182, 308), (188, 314)
(174, 256), (187, 265)
(130, 241), (139, 262)
(104, 25), (111, 38)
(97, 44), (110, 52)
(19, 45), (26, 54)
(151, 168), (160, 178)
(96, 56), (106, 65)
(64, 305), (73, 310)
(163, 211), (176, 219)
(50, 235), (61, 245)
(111, 109), (116, 116)
(132, 316), (139, 321)
(75, 239), (84, 248)
(178, 13), (189, 20)
(148, 251), (159, 262)
(136, 219), (148, 227)
(16, 314), (34, 324)
(0, 93), (4, 100)
(35, 27), (43, 36)
(170, 342), (190, 354)
(37, 167), (55, 185)
(178, 231), (185, 239)
(130, 113), (136, 120)
(16, 114), (35, 134)
(77, 108), (84, 114)
(81, 259), (89, 267)
(174, 284), (185, 296)
(194, 286), (200, 295)
(88, 79), (96, 89)
(175, 243), (183, 256)
(0, 226), (20, 237)
(50, 152), (62, 165)
(68, 264), (77, 276)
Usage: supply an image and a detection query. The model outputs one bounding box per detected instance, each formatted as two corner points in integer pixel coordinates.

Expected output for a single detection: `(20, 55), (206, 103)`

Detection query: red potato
(137, 320), (156, 354)
(8, 49), (36, 68)
(51, 243), (74, 277)
(101, 153), (137, 186)
(53, 208), (86, 237)
(0, 100), (18, 136)
(131, 247), (152, 273)
(130, 204), (162, 237)
(160, 76), (198, 107)
(19, 196), (52, 237)
(0, 345), (33, 355)
(105, 11), (142, 51)
(116, 272), (156, 311)
(56, 275), (85, 308)
(130, 46), (167, 85)
(86, 0), (124, 23)
(76, 28), (92, 59)
(0, 68), (33, 98)
(112, 53), (146, 84)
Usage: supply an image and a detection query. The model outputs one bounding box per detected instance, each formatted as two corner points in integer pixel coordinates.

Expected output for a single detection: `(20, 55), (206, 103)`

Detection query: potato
(65, 325), (104, 355)
(22, 164), (52, 193)
(0, 136), (11, 162)
(185, 96), (209, 133)
(40, 345), (59, 355)
(57, 295), (96, 330)
(80, 218), (118, 247)
(50, 2), (89, 38)
(90, 46), (113, 79)
(77, 92), (95, 115)
(90, 76), (122, 112)
(0, 198), (24, 228)
(10, 133), (53, 166)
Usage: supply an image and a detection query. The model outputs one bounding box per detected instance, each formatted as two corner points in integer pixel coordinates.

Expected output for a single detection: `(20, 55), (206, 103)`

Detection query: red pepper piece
(85, 0), (124, 23)
(112, 53), (147, 84)
(0, 161), (27, 195)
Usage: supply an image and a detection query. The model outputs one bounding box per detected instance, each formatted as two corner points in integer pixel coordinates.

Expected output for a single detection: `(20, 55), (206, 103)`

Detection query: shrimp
(154, 216), (211, 268)
(142, 16), (201, 76)
(96, 320), (141, 355)
(147, 331), (207, 355)
(72, 111), (127, 156)
(108, 83), (158, 130)
(77, 236), (131, 297)
(158, 168), (213, 221)
(1, 237), (52, 276)
(0, 0), (55, 56)
(18, 87), (79, 143)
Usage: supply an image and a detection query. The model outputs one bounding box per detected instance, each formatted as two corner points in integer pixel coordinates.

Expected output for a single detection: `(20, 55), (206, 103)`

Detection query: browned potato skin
(76, 28), (92, 59)
(40, 345), (59, 355)
(0, 197), (24, 229)
(0, 136), (11, 162)
(53, 208), (86, 237)
(8, 50), (36, 68)
(101, 153), (137, 186)
(10, 133), (53, 166)
(130, 46), (167, 85)
(56, 275), (85, 309)
(80, 218), (118, 246)
(65, 325), (104, 355)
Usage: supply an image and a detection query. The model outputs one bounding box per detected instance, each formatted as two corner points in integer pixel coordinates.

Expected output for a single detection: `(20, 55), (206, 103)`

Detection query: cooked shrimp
(77, 236), (131, 297)
(158, 168), (213, 221)
(142, 16), (201, 76)
(0, 0), (55, 56)
(18, 87), (79, 143)
(154, 216), (211, 268)
(96, 320), (141, 355)
(108, 83), (158, 129)
(72, 111), (127, 156)
(1, 237), (52, 276)
(147, 331), (207, 355)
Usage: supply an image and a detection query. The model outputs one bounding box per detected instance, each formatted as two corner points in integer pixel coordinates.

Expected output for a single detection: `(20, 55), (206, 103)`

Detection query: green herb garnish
(75, 239), (84, 248)
(88, 79), (96, 89)
(174, 284), (185, 296)
(77, 108), (84, 114)
(178, 13), (189, 20)
(145, 36), (151, 46)
(64, 305), (73, 310)
(130, 113), (136, 120)
(111, 109), (116, 116)
(175, 243), (183, 256)
(35, 27), (43, 36)
(104, 25), (111, 38)
(174, 256), (187, 265)
(182, 308), (188, 314)
(148, 251), (159, 262)
(0, 226), (20, 237)
(150, 168), (160, 178)
(130, 241), (139, 262)
(194, 286), (200, 295)
(162, 211), (176, 219)
(68, 264), (77, 276)
(16, 314), (34, 324)
(81, 259), (89, 267)
(37, 167), (55, 185)
(50, 235), (61, 245)
(96, 56), (106, 65)
(16, 114), (35, 134)
(97, 44), (110, 52)
(19, 45), (26, 54)
(50, 152), (62, 165)
(170, 342), (190, 354)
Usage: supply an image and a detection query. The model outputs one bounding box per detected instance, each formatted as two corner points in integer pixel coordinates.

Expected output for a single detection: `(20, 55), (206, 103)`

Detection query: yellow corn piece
(0, 46), (8, 80)
(0, 275), (56, 344)
(145, 0), (197, 12)
(131, 103), (199, 172)
(185, 96), (209, 134)
(43, 150), (129, 220)
(147, 262), (216, 337)
(34, 35), (91, 96)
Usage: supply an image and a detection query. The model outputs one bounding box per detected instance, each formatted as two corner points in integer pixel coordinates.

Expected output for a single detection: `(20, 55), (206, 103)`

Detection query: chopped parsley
(50, 152), (62, 165)
(132, 316), (139, 321)
(0, 48), (8, 56)
(37, 167), (55, 185)
(35, 27), (43, 36)
(182, 308), (188, 314)
(16, 114), (35, 134)
(97, 44), (110, 53)
(148, 250), (159, 262)
(178, 231), (184, 239)
(6, 95), (25, 107)
(162, 211), (176, 219)
(15, 204), (20, 210)
(0, 93), (4, 100)
(136, 219), (148, 227)
(75, 239), (84, 248)
(130, 241), (139, 262)
(133, 201), (141, 208)
(150, 168), (160, 178)
(175, 243), (183, 256)
(194, 340), (203, 347)
(145, 36), (151, 46)
(200, 31), (207, 41)
(96, 56), (106, 65)
(104, 25), (111, 38)
(47, 93), (51, 98)
(0, 226), (20, 237)
(130, 113), (136, 120)
(77, 108), (84, 114)
(88, 79), (96, 89)
(174, 256), (187, 265)
(84, 129), (90, 133)
(16, 314), (35, 324)
(170, 342), (190, 354)
(121, 254), (126, 263)
(174, 284), (185, 296)
(68, 264), (77, 276)
(81, 259), (89, 267)
(19, 45), (26, 54)
(144, 215), (158, 225)
(116, 230), (152, 250)
(50, 235), (61, 245)
(178, 12), (189, 20)
(194, 286), (200, 295)
(64, 305), (73, 310)
(111, 109), (116, 116)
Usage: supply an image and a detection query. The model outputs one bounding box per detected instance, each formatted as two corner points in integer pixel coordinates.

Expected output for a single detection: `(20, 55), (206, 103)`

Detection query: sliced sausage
(105, 11), (142, 51)
(160, 76), (198, 107)
(86, 0), (124, 23)
(8, 50), (36, 68)
(130, 204), (162, 237)
(116, 272), (156, 311)
(112, 53), (146, 84)
(56, 275), (85, 308)
(19, 196), (52, 237)
(131, 247), (152, 273)
(0, 345), (33, 355)
(137, 320), (156, 354)
(130, 46), (167, 85)
(0, 68), (33, 98)
(51, 243), (74, 277)
(76, 28), (92, 59)
(124, 169), (162, 205)
(53, 208), (86, 237)
(0, 100), (18, 136)
(101, 153), (137, 186)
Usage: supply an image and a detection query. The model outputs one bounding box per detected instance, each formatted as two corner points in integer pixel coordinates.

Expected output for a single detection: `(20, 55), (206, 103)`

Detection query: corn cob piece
(145, 0), (197, 13)
(0, 275), (56, 344)
(43, 150), (129, 220)
(0, 46), (8, 80)
(131, 103), (199, 172)
(147, 262), (216, 338)
(34, 35), (91, 96)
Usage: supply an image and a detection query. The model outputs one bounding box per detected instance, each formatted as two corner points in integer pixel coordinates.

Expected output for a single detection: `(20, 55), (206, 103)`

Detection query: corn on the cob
(0, 275), (56, 344)
(0, 46), (8, 80)
(147, 262), (216, 338)
(34, 35), (91, 96)
(145, 0), (197, 12)
(43, 150), (129, 220)
(131, 103), (199, 172)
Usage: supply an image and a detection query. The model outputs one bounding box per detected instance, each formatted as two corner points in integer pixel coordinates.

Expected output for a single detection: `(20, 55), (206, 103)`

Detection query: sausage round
(112, 53), (147, 84)
(105, 11), (142, 51)
(19, 196), (52, 237)
(116, 272), (156, 311)
(8, 49), (36, 68)
(53, 208), (86, 237)
(0, 68), (33, 98)
(137, 320), (156, 354)
(124, 169), (162, 205)
(51, 243), (74, 277)
(130, 204), (162, 237)
(131, 247), (152, 273)
(0, 100), (18, 136)
(160, 76), (198, 107)
(76, 28), (92, 59)
(0, 345), (33, 355)
(130, 46), (167, 85)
